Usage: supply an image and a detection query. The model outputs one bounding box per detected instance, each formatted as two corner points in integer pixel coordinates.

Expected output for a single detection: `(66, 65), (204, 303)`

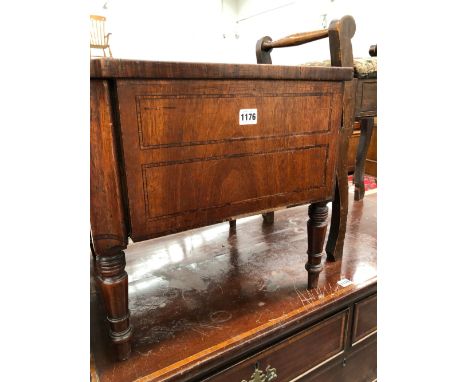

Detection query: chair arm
(369, 44), (377, 57)
(256, 15), (356, 66)
(262, 29), (329, 50)
(105, 32), (112, 45)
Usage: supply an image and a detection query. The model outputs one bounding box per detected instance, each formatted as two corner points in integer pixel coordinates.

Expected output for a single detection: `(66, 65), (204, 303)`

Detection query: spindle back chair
(90, 15), (112, 58)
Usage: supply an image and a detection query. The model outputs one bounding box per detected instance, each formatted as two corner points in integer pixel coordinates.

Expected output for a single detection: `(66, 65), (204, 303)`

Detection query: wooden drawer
(116, 79), (343, 241)
(298, 334), (377, 382)
(355, 79), (377, 117)
(352, 294), (377, 345)
(204, 310), (349, 382)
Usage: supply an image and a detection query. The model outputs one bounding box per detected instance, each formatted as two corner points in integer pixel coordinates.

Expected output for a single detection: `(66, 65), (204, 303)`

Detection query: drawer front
(116, 79), (343, 241)
(355, 79), (377, 117)
(352, 294), (377, 345)
(204, 310), (349, 382)
(298, 335), (377, 382)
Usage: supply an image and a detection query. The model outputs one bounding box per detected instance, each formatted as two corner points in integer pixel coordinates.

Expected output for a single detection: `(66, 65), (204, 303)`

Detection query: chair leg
(354, 117), (374, 201)
(95, 250), (133, 361)
(326, 177), (347, 261)
(305, 202), (328, 289)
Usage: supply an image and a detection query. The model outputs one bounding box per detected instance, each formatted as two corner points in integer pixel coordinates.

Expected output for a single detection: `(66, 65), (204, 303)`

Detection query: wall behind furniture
(90, 0), (239, 62)
(90, 0), (377, 64)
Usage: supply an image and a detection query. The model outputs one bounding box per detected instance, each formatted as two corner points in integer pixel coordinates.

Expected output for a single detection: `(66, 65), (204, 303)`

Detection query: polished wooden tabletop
(91, 192), (377, 382)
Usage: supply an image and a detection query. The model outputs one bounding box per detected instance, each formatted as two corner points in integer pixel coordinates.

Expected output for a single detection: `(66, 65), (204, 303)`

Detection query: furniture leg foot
(354, 117), (374, 201)
(95, 251), (133, 361)
(306, 202), (328, 289)
(262, 211), (274, 224)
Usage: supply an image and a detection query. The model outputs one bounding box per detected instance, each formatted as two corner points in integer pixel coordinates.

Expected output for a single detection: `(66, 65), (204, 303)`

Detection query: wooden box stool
(91, 54), (353, 359)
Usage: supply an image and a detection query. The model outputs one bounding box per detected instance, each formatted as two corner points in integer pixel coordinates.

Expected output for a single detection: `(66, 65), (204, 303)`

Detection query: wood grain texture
(91, 58), (352, 361)
(306, 202), (329, 288)
(262, 29), (329, 49)
(90, 58), (353, 81)
(90, 79), (128, 255)
(116, 79), (343, 241)
(328, 15), (356, 68)
(326, 79), (357, 261)
(90, 79), (133, 360)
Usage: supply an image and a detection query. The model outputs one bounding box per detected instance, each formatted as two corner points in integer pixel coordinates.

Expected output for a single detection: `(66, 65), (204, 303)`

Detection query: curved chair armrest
(256, 15), (356, 67)
(262, 29), (330, 50)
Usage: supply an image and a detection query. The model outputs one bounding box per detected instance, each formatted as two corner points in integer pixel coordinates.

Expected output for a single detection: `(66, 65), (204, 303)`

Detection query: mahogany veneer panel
(90, 79), (127, 253)
(352, 294), (377, 345)
(204, 310), (348, 382)
(298, 335), (376, 382)
(116, 80), (343, 241)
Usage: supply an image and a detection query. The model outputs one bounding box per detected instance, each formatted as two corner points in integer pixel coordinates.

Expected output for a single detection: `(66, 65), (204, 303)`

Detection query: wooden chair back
(90, 15), (112, 57)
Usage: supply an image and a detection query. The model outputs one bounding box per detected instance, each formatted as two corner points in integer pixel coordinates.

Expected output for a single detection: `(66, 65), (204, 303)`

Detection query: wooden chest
(90, 58), (354, 361)
(91, 59), (352, 242)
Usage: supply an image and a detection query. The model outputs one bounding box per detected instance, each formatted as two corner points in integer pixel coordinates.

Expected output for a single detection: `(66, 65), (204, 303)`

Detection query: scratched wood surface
(90, 193), (377, 382)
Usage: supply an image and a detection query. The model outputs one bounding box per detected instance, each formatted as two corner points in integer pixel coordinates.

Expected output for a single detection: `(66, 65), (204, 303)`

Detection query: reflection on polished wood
(91, 193), (376, 382)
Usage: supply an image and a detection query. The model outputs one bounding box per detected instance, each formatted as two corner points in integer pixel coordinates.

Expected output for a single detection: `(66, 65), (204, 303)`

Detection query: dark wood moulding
(91, 58), (353, 81)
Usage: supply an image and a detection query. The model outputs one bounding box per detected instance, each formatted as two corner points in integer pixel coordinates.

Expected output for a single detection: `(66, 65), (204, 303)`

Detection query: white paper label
(337, 278), (353, 287)
(239, 109), (257, 125)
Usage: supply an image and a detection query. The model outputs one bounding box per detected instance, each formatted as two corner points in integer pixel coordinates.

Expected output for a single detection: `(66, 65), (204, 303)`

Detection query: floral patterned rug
(348, 174), (377, 195)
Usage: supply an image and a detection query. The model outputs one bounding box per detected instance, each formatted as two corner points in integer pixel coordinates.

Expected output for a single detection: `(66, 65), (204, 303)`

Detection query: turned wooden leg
(91, 80), (132, 360)
(305, 202), (328, 289)
(95, 250), (133, 361)
(262, 211), (274, 224)
(354, 117), (374, 201)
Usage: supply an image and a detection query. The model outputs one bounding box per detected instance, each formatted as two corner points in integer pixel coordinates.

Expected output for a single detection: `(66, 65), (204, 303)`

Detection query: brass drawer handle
(241, 365), (277, 382)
